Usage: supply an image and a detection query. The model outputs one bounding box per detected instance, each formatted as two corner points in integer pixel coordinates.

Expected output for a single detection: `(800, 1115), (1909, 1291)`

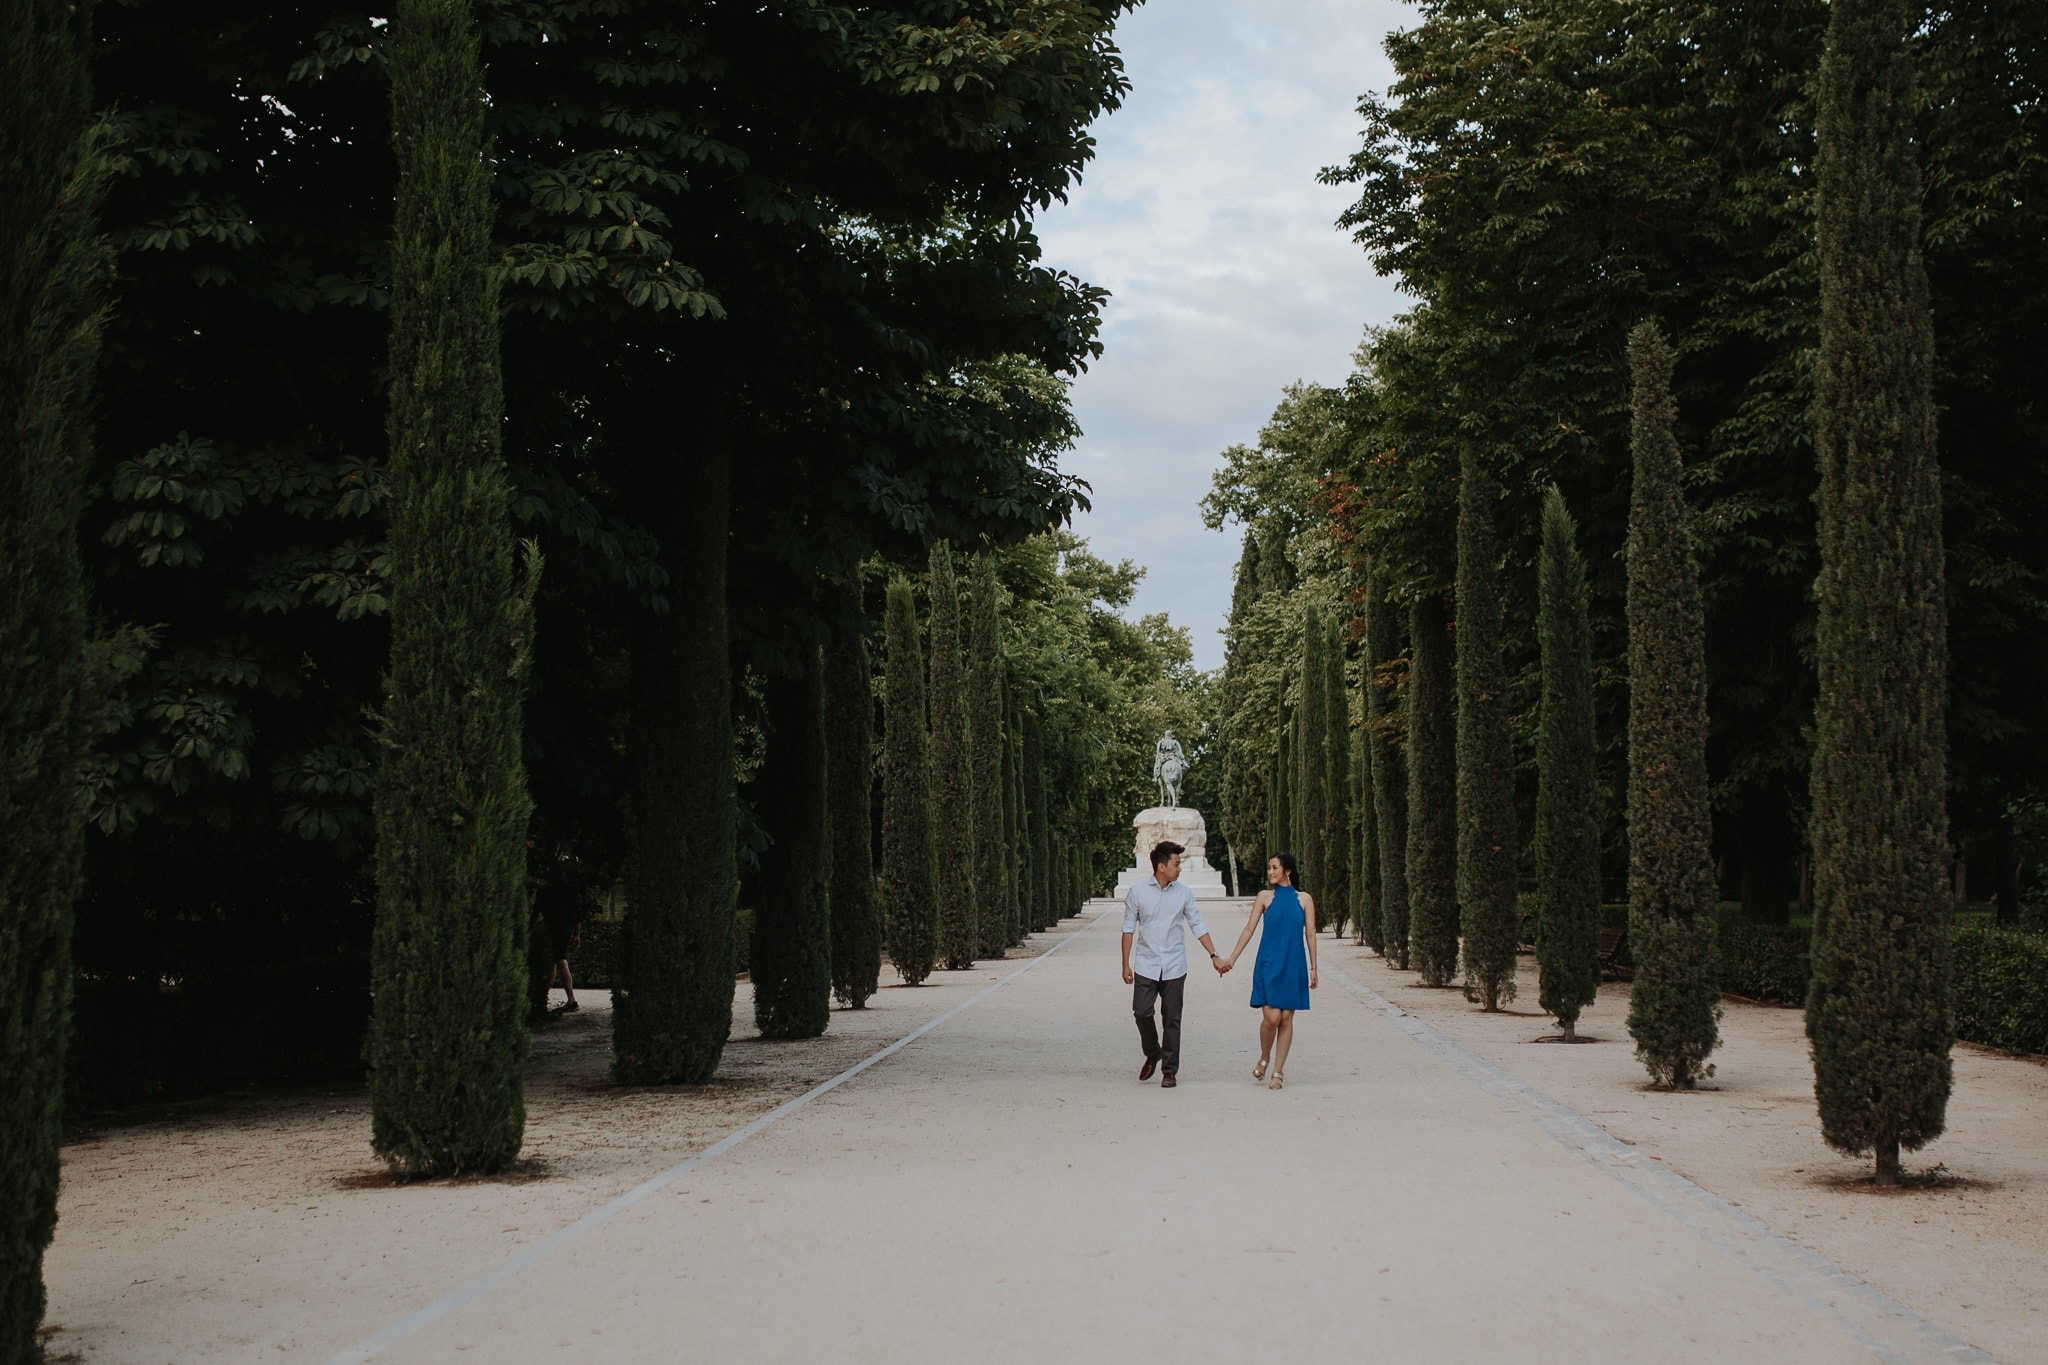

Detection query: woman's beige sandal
(1253, 1058), (1268, 1082)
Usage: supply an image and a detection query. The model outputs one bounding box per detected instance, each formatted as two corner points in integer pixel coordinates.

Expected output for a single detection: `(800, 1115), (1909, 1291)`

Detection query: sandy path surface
(45, 902), (2041, 1363)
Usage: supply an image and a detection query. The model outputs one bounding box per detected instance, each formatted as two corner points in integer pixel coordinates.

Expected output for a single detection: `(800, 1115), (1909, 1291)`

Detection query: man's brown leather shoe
(1161, 1074), (1177, 1088)
(1139, 1054), (1159, 1081)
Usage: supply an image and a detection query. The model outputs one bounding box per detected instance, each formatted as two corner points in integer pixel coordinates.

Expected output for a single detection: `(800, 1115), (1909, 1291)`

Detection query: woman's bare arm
(1227, 893), (1268, 965)
(1300, 893), (1319, 986)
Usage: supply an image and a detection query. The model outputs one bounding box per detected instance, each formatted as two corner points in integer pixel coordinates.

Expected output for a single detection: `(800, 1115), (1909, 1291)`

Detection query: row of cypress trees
(1218, 0), (1955, 1177)
(877, 546), (1094, 987)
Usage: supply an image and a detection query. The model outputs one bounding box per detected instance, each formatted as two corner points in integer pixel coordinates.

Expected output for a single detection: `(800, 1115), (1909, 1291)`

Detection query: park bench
(1598, 926), (1631, 980)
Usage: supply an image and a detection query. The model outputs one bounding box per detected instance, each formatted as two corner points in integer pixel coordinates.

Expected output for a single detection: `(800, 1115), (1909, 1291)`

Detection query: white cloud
(1035, 0), (1414, 669)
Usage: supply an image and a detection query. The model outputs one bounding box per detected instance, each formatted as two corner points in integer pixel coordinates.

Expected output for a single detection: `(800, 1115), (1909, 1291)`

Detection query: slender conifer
(1806, 0), (1953, 1183)
(826, 596), (880, 1008)
(968, 555), (1008, 958)
(1324, 615), (1352, 938)
(1353, 715), (1379, 950)
(928, 544), (978, 969)
(1299, 607), (1329, 921)
(1624, 321), (1721, 1088)
(751, 647), (831, 1039)
(1366, 578), (1410, 967)
(1456, 453), (1519, 1010)
(880, 577), (938, 985)
(1407, 594), (1459, 986)
(1536, 487), (1602, 1039)
(370, 0), (533, 1175)
(1, 0), (114, 1344)
(1025, 712), (1052, 931)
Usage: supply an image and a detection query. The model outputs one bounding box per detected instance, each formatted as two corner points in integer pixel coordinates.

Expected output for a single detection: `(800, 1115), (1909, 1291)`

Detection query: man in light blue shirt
(1120, 840), (1224, 1088)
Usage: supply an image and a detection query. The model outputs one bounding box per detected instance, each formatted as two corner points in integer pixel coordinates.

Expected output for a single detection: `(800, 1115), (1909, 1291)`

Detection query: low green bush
(1952, 924), (2048, 1056)
(1716, 912), (1812, 1005)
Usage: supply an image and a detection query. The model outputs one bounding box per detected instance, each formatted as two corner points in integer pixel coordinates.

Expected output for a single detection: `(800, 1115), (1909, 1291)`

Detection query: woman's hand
(1309, 966), (1319, 990)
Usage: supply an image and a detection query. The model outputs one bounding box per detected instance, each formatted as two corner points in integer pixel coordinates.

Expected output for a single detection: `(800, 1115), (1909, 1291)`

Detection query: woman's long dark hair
(1270, 850), (1304, 895)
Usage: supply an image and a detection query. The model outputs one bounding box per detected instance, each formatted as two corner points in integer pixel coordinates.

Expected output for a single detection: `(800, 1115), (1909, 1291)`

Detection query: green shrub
(1952, 925), (2048, 1056)
(1716, 913), (1812, 1005)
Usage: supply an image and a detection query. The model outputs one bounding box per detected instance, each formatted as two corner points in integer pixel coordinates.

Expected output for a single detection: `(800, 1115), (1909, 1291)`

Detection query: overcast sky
(1035, 0), (1413, 670)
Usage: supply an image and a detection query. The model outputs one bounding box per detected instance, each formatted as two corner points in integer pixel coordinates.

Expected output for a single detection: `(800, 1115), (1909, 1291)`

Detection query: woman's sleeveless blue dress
(1250, 885), (1311, 1011)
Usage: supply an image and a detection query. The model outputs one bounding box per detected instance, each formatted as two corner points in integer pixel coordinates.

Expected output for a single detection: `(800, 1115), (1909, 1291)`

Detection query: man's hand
(1122, 961), (1135, 985)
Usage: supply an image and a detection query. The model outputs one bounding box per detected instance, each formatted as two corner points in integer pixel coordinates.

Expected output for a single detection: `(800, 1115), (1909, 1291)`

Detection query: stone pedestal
(1113, 806), (1229, 900)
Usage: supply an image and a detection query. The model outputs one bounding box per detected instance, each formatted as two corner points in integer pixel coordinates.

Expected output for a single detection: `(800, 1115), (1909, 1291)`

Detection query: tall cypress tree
(1, 0), (113, 1345)
(369, 0), (533, 1176)
(1352, 710), (1379, 950)
(614, 434), (735, 1085)
(826, 594), (880, 1009)
(880, 577), (938, 986)
(1367, 577), (1410, 968)
(1624, 321), (1721, 1088)
(1536, 487), (1602, 1040)
(1003, 695), (1025, 943)
(1299, 607), (1329, 920)
(1269, 723), (1292, 864)
(967, 554), (1008, 958)
(751, 646), (832, 1039)
(1456, 453), (1520, 1011)
(1324, 615), (1352, 938)
(1806, 0), (1953, 1184)
(1407, 594), (1459, 987)
(1025, 711), (1052, 932)
(928, 543), (978, 970)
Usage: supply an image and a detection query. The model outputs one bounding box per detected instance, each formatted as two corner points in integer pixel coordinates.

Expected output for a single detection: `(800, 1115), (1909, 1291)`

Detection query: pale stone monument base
(1113, 806), (1229, 900)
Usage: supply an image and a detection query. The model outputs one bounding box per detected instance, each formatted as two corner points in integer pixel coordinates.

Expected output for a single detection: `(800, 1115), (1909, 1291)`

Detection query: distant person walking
(1121, 840), (1225, 1088)
(1222, 852), (1317, 1089)
(534, 848), (587, 1014)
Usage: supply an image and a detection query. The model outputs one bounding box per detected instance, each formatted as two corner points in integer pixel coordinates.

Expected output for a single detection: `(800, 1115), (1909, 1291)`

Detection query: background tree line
(2, 0), (1217, 1349)
(1208, 0), (2036, 1182)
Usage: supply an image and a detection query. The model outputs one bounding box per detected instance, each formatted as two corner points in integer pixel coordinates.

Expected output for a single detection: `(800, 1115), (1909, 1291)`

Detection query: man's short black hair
(1150, 840), (1185, 869)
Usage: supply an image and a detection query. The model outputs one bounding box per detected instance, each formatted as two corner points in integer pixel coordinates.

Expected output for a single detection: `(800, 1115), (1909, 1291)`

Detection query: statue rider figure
(1153, 729), (1188, 809)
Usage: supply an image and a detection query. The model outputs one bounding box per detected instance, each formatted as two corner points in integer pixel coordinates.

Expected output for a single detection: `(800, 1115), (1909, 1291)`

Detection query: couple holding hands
(1119, 841), (1317, 1091)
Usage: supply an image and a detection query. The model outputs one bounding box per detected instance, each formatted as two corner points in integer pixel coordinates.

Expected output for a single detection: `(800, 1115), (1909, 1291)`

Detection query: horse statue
(1152, 730), (1188, 808)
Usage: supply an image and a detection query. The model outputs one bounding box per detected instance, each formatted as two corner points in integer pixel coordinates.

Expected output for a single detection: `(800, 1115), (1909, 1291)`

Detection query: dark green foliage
(1455, 454), (1518, 1010)
(927, 544), (978, 970)
(1353, 717), (1379, 950)
(1949, 927), (2048, 1057)
(1003, 702), (1024, 944)
(1290, 707), (1306, 856)
(1536, 487), (1602, 1037)
(967, 555), (1008, 958)
(1, 0), (112, 1345)
(1025, 713), (1052, 933)
(1366, 579), (1410, 969)
(1805, 0), (1953, 1181)
(1298, 607), (1329, 919)
(826, 601), (879, 1009)
(1623, 322), (1720, 1089)
(751, 648), (832, 1040)
(1323, 615), (1351, 938)
(613, 440), (736, 1085)
(1407, 594), (1459, 986)
(1269, 722), (1292, 865)
(880, 578), (937, 986)
(1717, 914), (1812, 1007)
(368, 0), (532, 1176)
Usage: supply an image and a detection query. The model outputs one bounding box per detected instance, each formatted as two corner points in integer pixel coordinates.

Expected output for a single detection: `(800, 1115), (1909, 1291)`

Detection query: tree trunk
(0, 0), (112, 1343)
(613, 431), (736, 1084)
(370, 0), (532, 1176)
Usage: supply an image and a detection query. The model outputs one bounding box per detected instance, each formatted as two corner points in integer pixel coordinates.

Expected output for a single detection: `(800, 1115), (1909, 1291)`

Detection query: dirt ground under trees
(40, 903), (2048, 1363)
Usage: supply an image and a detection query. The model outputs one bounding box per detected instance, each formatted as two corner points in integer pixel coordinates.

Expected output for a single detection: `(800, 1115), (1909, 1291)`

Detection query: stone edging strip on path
(326, 908), (1119, 1365)
(1322, 963), (1996, 1365)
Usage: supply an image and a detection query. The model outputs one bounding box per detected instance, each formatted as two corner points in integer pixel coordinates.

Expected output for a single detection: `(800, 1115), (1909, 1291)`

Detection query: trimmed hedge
(1717, 914), (1812, 1006)
(1952, 925), (2048, 1056)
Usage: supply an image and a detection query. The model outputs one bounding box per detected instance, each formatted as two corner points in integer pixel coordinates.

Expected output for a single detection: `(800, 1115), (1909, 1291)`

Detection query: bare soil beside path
(40, 901), (2046, 1363)
(41, 921), (1085, 1363)
(1325, 933), (2048, 1365)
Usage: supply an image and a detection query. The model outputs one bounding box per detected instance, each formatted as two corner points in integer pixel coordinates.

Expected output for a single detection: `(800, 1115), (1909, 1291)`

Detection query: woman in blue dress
(1221, 851), (1317, 1089)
